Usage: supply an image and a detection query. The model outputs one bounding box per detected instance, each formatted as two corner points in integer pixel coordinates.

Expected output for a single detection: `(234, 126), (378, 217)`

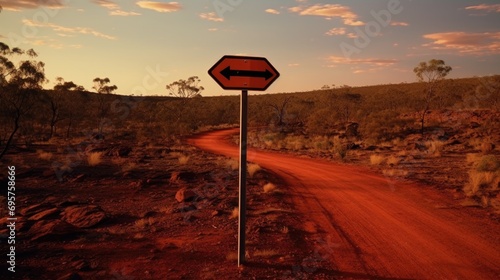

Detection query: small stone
(62, 205), (106, 228)
(175, 188), (197, 203)
(29, 219), (79, 241)
(29, 208), (60, 221)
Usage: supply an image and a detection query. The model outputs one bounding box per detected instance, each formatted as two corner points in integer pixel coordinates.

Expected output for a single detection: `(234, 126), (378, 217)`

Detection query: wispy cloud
(289, 4), (364, 26)
(265, 9), (280, 15)
(327, 56), (398, 66)
(110, 10), (141, 16)
(391, 21), (409, 26)
(22, 19), (117, 40)
(325, 28), (357, 38)
(199, 12), (224, 22)
(92, 0), (118, 10)
(422, 31), (500, 55)
(0, 0), (64, 11)
(30, 38), (82, 49)
(288, 63), (300, 67)
(208, 28), (218, 32)
(136, 1), (181, 13)
(326, 56), (398, 74)
(465, 4), (500, 13)
(325, 27), (346, 36)
(92, 0), (141, 16)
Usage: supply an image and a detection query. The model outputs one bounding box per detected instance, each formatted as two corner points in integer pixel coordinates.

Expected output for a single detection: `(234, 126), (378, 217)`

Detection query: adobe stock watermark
(340, 0), (410, 59)
(6, 0), (71, 47)
(462, 75), (500, 109)
(212, 0), (243, 19)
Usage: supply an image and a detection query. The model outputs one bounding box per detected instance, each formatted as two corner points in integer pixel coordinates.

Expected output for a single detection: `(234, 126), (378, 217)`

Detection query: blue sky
(0, 0), (499, 96)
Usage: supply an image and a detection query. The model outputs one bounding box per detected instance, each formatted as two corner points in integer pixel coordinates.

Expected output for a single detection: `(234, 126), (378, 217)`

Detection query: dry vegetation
(2, 75), (499, 216)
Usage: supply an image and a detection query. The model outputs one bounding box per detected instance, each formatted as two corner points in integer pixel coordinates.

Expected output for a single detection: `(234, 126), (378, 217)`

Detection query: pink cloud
(423, 31), (500, 55)
(136, 1), (181, 13)
(290, 4), (364, 26)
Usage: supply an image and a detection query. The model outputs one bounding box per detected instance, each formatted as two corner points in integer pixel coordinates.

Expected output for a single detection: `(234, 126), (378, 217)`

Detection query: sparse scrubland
(2, 68), (499, 213)
(1, 42), (499, 278)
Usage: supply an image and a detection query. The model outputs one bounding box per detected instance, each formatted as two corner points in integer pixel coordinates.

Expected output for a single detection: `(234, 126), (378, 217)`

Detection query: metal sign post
(208, 55), (279, 266)
(238, 89), (248, 266)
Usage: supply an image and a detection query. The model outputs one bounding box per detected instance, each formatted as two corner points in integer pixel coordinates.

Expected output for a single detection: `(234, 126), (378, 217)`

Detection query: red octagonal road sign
(208, 55), (280, 91)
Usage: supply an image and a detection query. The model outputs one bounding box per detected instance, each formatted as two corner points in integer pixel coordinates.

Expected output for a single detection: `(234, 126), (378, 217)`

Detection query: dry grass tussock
(134, 217), (157, 229)
(464, 171), (498, 197)
(468, 138), (495, 154)
(225, 159), (239, 170)
(386, 155), (401, 166)
(382, 169), (409, 178)
(425, 140), (444, 157)
(370, 155), (385, 165)
(230, 207), (239, 219)
(464, 155), (500, 198)
(170, 152), (190, 165)
(263, 182), (277, 193)
(226, 252), (238, 261)
(87, 152), (103, 166)
(253, 250), (279, 258)
(111, 158), (137, 173)
(37, 150), (53, 161)
(466, 153), (482, 165)
(248, 163), (261, 178)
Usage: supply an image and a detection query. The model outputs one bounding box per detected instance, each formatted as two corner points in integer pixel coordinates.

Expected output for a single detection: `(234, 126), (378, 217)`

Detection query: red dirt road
(190, 129), (500, 279)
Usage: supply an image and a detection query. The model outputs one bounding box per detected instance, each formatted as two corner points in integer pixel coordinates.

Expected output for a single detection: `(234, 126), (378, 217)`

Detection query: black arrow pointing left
(221, 66), (273, 81)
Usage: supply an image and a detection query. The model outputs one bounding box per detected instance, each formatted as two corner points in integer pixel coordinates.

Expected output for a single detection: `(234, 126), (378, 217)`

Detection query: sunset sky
(0, 0), (499, 96)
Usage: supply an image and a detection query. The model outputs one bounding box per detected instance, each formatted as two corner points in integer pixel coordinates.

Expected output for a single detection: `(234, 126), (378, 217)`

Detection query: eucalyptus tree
(0, 42), (47, 159)
(413, 59), (452, 135)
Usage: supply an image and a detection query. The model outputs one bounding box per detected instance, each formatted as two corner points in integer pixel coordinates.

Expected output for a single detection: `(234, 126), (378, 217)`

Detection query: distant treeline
(1, 75), (498, 151)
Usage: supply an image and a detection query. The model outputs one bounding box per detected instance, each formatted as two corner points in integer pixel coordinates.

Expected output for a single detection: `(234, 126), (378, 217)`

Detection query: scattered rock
(20, 203), (54, 217)
(170, 171), (180, 183)
(62, 205), (106, 228)
(29, 219), (79, 241)
(211, 210), (220, 217)
(470, 122), (480, 129)
(173, 203), (197, 213)
(175, 188), (197, 203)
(29, 208), (60, 221)
(71, 259), (90, 271)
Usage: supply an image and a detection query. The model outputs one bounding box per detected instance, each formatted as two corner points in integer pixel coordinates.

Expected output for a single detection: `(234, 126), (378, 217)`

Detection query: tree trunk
(66, 117), (73, 139)
(0, 119), (19, 160)
(421, 114), (425, 136)
(420, 107), (428, 136)
(49, 122), (56, 139)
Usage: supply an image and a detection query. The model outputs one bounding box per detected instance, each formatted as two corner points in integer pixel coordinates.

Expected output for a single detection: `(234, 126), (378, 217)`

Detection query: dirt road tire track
(189, 129), (500, 279)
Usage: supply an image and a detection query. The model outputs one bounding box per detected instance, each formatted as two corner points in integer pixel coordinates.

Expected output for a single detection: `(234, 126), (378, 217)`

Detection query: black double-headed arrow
(221, 66), (273, 81)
